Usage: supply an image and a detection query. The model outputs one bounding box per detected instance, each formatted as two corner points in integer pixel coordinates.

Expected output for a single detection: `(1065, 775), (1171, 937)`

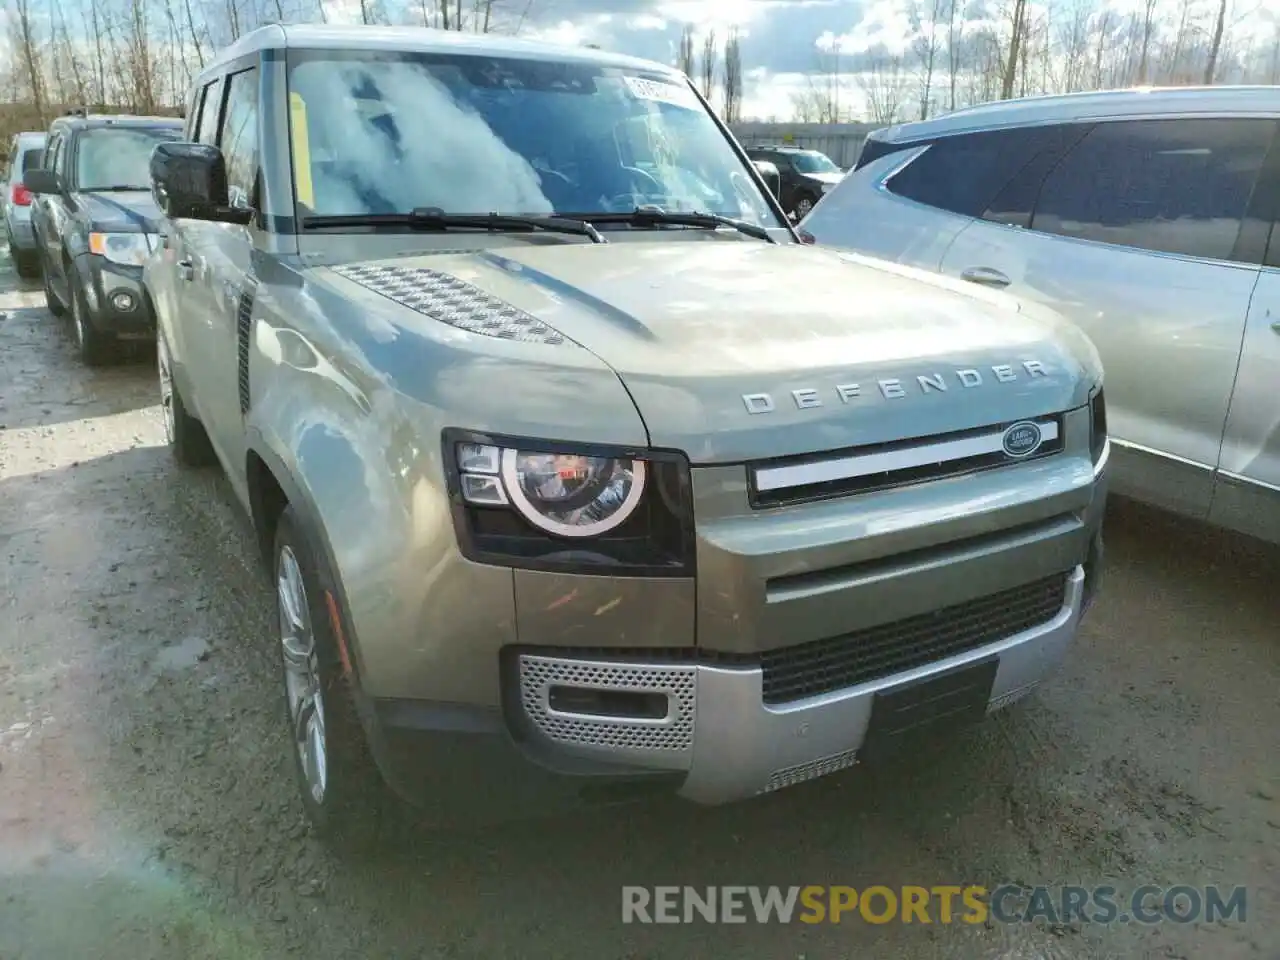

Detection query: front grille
(760, 573), (1069, 704)
(750, 415), (1065, 509)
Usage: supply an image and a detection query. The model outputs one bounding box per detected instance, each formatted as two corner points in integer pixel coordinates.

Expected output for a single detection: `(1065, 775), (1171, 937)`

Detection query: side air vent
(236, 288), (255, 414)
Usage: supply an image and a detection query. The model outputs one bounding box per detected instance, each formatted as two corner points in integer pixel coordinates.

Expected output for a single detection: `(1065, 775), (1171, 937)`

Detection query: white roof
(873, 85), (1280, 143)
(210, 23), (680, 77)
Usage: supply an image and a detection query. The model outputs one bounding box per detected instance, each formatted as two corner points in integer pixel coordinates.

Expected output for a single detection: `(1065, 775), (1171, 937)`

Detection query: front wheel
(69, 279), (116, 366)
(41, 255), (67, 317)
(10, 245), (38, 279)
(793, 194), (817, 219)
(274, 506), (390, 851)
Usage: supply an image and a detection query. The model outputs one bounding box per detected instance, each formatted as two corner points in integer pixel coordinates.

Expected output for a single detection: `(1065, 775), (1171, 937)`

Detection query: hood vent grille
(334, 263), (568, 346)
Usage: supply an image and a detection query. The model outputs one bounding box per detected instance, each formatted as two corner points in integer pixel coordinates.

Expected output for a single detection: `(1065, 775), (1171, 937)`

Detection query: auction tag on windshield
(623, 75), (701, 111)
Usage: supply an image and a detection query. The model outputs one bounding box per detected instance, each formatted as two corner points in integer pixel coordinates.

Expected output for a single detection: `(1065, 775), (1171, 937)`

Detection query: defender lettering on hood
(741, 360), (1049, 414)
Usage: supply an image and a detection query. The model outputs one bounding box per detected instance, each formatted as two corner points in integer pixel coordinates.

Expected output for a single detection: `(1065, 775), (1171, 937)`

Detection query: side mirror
(150, 141), (252, 225)
(752, 160), (780, 200)
(23, 168), (62, 195)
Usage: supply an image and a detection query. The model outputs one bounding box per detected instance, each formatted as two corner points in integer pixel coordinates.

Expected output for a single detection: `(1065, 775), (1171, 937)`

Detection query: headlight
(89, 232), (155, 267)
(458, 443), (646, 537)
(821, 182), (834, 193)
(446, 431), (694, 575)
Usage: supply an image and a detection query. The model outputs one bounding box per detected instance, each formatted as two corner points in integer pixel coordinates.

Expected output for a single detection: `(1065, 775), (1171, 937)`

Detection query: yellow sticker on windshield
(289, 92), (315, 209)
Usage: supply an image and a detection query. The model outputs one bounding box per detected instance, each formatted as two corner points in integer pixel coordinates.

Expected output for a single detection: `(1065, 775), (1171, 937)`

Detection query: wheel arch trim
(244, 429), (371, 686)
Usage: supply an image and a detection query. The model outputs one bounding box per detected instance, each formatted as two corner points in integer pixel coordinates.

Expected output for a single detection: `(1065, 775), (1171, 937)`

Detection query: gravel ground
(0, 248), (1276, 960)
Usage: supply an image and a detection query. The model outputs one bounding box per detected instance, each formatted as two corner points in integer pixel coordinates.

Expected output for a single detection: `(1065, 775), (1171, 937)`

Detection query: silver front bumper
(516, 566), (1084, 805)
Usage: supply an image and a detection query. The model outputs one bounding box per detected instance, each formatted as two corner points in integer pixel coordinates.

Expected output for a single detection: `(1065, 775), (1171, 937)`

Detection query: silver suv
(146, 24), (1108, 846)
(4, 131), (46, 278)
(802, 86), (1280, 545)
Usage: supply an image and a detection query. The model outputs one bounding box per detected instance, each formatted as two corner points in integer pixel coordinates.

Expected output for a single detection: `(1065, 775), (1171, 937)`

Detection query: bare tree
(722, 27), (743, 123)
(909, 0), (944, 119)
(1134, 0), (1159, 83)
(998, 0), (1029, 99)
(677, 23), (695, 76)
(9, 0), (48, 124)
(700, 29), (717, 101)
(1204, 0), (1229, 83)
(945, 0), (966, 112)
(859, 53), (907, 124)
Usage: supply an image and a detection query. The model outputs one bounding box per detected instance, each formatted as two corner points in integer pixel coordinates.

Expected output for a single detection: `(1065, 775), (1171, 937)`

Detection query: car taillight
(10, 183), (32, 207)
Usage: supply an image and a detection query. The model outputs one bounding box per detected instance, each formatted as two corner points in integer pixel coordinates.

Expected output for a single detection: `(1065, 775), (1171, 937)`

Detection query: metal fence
(728, 121), (885, 168)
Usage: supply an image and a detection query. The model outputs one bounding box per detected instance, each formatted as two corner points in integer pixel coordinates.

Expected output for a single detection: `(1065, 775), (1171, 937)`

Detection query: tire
(793, 193), (817, 219)
(157, 332), (217, 467)
(69, 278), (116, 366)
(42, 255), (67, 317)
(273, 505), (390, 851)
(9, 243), (38, 279)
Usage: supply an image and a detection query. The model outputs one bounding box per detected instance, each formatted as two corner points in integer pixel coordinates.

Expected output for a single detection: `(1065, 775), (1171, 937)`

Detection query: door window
(887, 125), (1070, 217)
(44, 135), (61, 176)
(218, 68), (259, 210)
(195, 76), (225, 146)
(1029, 118), (1275, 261)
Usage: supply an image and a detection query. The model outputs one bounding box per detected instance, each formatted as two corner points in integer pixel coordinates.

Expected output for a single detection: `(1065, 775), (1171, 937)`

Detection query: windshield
(286, 50), (782, 228)
(75, 127), (180, 191)
(791, 151), (840, 174)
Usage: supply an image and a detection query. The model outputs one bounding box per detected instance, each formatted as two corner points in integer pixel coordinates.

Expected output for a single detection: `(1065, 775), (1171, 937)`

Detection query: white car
(3, 131), (46, 278)
(802, 86), (1280, 545)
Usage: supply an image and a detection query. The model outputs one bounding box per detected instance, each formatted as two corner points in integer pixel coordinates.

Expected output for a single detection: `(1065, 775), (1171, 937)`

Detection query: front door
(939, 116), (1276, 520)
(188, 64), (262, 476)
(1211, 263), (1280, 543)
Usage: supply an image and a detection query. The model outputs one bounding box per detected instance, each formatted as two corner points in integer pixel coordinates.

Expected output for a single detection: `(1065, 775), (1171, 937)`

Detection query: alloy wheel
(278, 545), (328, 805)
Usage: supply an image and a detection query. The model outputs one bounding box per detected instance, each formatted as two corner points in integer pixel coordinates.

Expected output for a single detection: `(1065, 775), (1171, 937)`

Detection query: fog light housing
(110, 291), (136, 312)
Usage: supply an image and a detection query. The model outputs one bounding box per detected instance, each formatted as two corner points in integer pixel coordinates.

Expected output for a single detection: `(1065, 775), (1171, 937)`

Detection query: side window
(1030, 118), (1275, 262)
(982, 123), (1095, 228)
(45, 135), (62, 177)
(887, 126), (1073, 218)
(195, 77), (224, 146)
(55, 135), (71, 179)
(218, 68), (259, 210)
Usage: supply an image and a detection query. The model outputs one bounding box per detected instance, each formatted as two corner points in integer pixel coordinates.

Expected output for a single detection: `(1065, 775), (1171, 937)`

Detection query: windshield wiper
(302, 209), (606, 243)
(91, 185), (151, 192)
(566, 208), (776, 243)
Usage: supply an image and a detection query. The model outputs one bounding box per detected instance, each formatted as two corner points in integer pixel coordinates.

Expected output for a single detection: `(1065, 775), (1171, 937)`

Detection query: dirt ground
(0, 247), (1276, 960)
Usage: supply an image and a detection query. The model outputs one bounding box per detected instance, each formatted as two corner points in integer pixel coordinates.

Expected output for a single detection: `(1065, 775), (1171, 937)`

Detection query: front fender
(245, 328), (520, 708)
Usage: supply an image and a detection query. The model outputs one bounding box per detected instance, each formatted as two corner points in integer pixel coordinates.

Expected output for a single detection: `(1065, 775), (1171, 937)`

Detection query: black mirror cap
(150, 141), (253, 226)
(22, 168), (61, 195)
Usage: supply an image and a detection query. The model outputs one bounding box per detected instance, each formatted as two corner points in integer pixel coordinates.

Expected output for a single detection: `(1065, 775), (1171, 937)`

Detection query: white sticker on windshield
(623, 75), (701, 111)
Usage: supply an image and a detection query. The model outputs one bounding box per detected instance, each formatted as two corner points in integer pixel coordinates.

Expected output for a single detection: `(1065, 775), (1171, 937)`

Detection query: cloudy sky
(483, 0), (1278, 119)
(489, 0), (894, 118)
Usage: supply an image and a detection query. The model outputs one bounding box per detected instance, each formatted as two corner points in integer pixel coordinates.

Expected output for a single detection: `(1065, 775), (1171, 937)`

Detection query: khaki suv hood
(328, 241), (1098, 463)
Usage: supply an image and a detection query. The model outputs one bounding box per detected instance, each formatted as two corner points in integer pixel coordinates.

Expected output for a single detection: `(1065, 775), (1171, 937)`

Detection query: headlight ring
(501, 449), (647, 538)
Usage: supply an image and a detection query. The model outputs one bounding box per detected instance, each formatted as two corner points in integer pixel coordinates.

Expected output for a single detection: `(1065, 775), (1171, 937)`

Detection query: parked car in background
(750, 158), (781, 200)
(744, 144), (844, 217)
(3, 131), (46, 278)
(802, 86), (1280, 546)
(23, 113), (183, 364)
(147, 24), (1107, 849)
